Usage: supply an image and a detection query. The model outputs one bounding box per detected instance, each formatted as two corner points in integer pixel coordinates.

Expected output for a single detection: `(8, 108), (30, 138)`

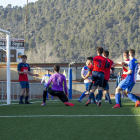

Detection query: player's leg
(105, 93), (108, 102)
(19, 81), (26, 104)
(95, 93), (98, 102)
(51, 95), (54, 100)
(41, 88), (47, 106)
(85, 86), (97, 106)
(46, 92), (49, 100)
(96, 72), (105, 106)
(125, 83), (140, 107)
(112, 86), (122, 108)
(78, 83), (88, 102)
(49, 89), (74, 106)
(24, 82), (31, 104)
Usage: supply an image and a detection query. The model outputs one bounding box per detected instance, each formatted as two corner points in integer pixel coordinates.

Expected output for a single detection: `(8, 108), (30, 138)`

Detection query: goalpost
(0, 29), (11, 105)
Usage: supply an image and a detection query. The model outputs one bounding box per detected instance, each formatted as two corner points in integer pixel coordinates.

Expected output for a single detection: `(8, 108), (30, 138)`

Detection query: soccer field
(0, 99), (140, 140)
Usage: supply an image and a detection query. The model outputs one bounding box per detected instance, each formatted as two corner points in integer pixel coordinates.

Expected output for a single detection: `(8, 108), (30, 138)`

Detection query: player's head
(123, 50), (129, 60)
(46, 69), (49, 74)
(21, 55), (27, 63)
(129, 49), (135, 57)
(86, 57), (93, 66)
(96, 47), (103, 55)
(54, 65), (60, 73)
(103, 50), (109, 58)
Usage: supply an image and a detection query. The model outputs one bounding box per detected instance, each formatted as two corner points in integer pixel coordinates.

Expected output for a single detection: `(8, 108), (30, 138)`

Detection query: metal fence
(0, 81), (45, 104)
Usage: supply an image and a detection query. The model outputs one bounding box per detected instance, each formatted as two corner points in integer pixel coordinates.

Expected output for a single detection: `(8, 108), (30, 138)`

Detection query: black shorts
(48, 89), (68, 103)
(103, 79), (109, 90)
(92, 71), (104, 87)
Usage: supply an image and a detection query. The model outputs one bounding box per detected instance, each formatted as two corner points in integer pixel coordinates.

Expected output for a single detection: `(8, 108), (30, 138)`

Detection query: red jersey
(87, 63), (93, 76)
(122, 59), (129, 79)
(104, 58), (113, 81)
(17, 63), (30, 82)
(92, 56), (107, 73)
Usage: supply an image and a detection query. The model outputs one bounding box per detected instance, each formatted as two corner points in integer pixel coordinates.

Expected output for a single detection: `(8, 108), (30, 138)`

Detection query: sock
(127, 93), (137, 103)
(96, 94), (98, 101)
(119, 98), (122, 106)
(46, 92), (48, 99)
(25, 96), (28, 102)
(89, 92), (94, 100)
(43, 90), (47, 102)
(98, 90), (103, 101)
(20, 95), (23, 102)
(105, 93), (108, 100)
(51, 95), (54, 99)
(88, 82), (93, 91)
(106, 93), (111, 101)
(79, 91), (86, 100)
(92, 93), (95, 102)
(115, 93), (121, 104)
(131, 93), (140, 101)
(122, 94), (124, 98)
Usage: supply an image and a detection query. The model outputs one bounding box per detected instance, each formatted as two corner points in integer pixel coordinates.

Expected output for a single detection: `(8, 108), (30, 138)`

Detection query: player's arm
(46, 76), (52, 88)
(110, 67), (115, 74)
(17, 63), (28, 75)
(84, 66), (92, 79)
(27, 66), (39, 77)
(63, 77), (68, 96)
(123, 70), (132, 75)
(41, 76), (45, 83)
(122, 63), (129, 70)
(112, 62), (123, 67)
(18, 71), (28, 75)
(123, 61), (133, 75)
(28, 71), (39, 77)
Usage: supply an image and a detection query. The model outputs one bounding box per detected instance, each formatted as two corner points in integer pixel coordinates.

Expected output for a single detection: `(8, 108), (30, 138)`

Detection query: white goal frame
(0, 29), (11, 104)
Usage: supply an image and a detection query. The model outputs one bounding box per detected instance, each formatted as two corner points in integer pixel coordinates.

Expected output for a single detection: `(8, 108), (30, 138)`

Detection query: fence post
(33, 84), (34, 99)
(12, 83), (14, 101)
(17, 83), (19, 101)
(30, 84), (31, 100)
(1, 82), (3, 102)
(68, 68), (72, 99)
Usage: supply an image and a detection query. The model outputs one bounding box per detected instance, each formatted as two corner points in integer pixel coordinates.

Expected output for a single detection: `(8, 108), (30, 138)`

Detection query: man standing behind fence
(18, 55), (39, 104)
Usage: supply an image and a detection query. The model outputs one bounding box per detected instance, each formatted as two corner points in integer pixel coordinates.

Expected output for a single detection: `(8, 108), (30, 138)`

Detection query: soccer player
(102, 50), (114, 104)
(95, 50), (114, 104)
(112, 49), (140, 108)
(121, 50), (130, 98)
(78, 57), (96, 103)
(41, 69), (54, 102)
(46, 65), (74, 106)
(84, 47), (108, 106)
(18, 55), (39, 104)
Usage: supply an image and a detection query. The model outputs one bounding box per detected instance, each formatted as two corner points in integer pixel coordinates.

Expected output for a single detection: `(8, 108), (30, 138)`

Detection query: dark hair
(129, 49), (135, 56)
(54, 65), (60, 72)
(103, 50), (109, 57)
(87, 57), (93, 61)
(46, 69), (50, 71)
(97, 47), (103, 54)
(21, 55), (27, 58)
(123, 50), (129, 57)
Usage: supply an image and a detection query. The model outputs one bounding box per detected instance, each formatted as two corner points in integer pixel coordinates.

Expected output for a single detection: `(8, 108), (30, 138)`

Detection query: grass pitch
(0, 99), (140, 140)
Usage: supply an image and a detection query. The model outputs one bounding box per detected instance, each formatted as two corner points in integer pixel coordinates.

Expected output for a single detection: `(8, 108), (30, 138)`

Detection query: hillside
(0, 0), (140, 63)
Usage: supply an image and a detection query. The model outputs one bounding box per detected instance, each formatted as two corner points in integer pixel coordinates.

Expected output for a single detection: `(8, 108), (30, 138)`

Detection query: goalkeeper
(46, 64), (74, 106)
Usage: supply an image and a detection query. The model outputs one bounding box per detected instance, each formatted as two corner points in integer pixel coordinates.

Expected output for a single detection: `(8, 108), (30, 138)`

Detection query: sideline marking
(0, 115), (140, 117)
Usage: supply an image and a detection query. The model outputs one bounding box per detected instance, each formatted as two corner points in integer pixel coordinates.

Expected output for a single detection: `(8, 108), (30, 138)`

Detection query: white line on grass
(1, 115), (140, 117)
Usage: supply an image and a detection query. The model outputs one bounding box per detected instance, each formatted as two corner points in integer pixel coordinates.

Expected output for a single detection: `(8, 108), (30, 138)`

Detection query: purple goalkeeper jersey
(46, 73), (68, 94)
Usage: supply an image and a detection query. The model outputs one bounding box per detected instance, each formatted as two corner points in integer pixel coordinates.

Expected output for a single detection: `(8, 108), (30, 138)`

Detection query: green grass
(0, 99), (140, 140)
